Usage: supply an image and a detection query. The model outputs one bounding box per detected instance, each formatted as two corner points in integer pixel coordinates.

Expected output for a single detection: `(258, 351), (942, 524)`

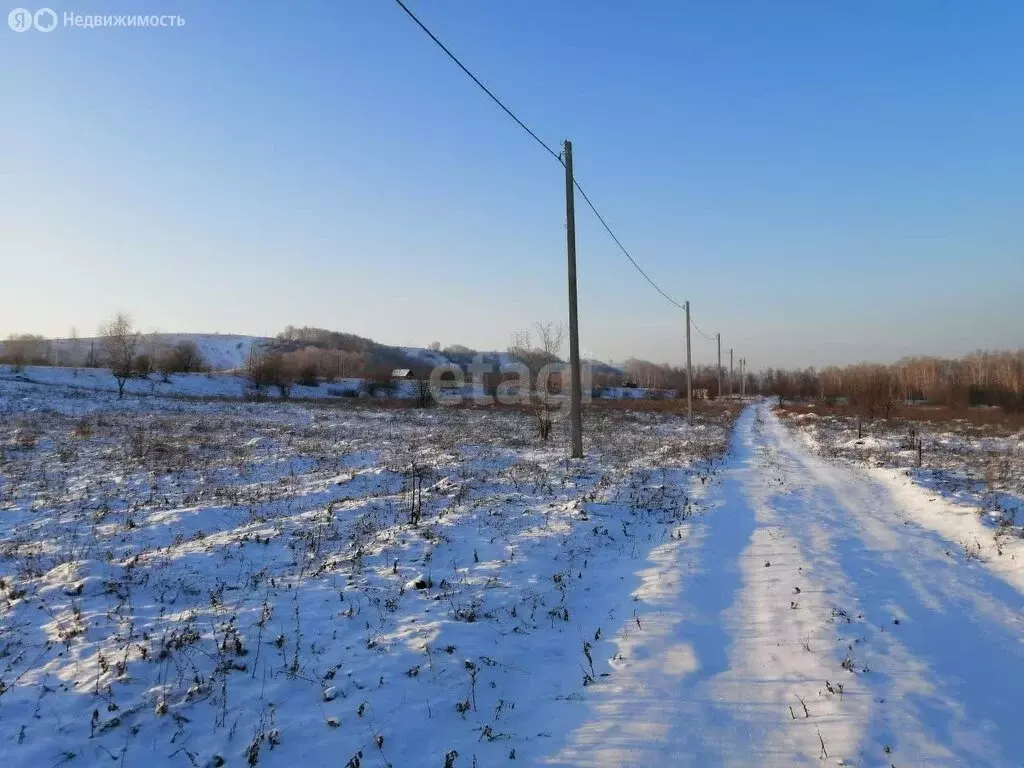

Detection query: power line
(690, 317), (717, 342)
(393, 0), (687, 313)
(392, 0), (561, 163)
(570, 181), (686, 311)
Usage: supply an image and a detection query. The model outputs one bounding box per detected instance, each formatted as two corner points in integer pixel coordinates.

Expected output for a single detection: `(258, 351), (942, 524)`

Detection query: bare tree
(99, 313), (140, 399)
(507, 321), (565, 374)
(507, 322), (567, 441)
(2, 334), (48, 371)
(534, 321), (565, 360)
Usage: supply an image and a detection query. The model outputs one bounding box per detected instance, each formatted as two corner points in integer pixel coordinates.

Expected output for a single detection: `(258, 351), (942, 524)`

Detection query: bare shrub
(134, 353), (152, 378)
(297, 364), (319, 388)
(533, 397), (554, 440)
(364, 369), (396, 398)
(248, 352), (295, 399)
(157, 340), (207, 376)
(414, 378), (434, 408)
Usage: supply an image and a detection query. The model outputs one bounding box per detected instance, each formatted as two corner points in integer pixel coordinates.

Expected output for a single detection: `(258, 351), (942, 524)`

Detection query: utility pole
(741, 358), (746, 397)
(729, 348), (734, 397)
(716, 333), (722, 399)
(685, 300), (692, 422)
(563, 139), (583, 459)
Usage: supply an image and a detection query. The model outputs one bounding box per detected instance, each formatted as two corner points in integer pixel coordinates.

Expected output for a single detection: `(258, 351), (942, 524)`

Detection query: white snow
(0, 364), (679, 406)
(3, 382), (1024, 767)
(869, 467), (1024, 592)
(398, 347), (453, 367)
(32, 334), (269, 371)
(0, 365), (375, 402)
(550, 404), (1024, 765)
(0, 375), (733, 767)
(788, 408), (1024, 594)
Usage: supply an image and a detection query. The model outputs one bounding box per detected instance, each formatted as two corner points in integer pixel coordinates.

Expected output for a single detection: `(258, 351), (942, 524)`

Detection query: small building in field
(391, 368), (416, 380)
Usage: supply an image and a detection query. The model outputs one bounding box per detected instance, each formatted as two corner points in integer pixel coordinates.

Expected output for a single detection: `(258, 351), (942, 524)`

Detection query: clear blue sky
(2, 0), (1022, 369)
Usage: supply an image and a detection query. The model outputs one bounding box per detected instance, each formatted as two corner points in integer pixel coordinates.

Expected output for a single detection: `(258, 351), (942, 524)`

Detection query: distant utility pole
(729, 348), (734, 397)
(685, 300), (692, 423)
(716, 333), (722, 399)
(563, 139), (583, 459)
(741, 358), (746, 397)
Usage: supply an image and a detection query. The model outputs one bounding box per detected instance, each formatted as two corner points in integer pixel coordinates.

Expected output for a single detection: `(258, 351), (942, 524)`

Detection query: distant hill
(150, 334), (268, 370)
(3, 327), (628, 377)
(265, 327), (508, 375)
(2, 334), (269, 371)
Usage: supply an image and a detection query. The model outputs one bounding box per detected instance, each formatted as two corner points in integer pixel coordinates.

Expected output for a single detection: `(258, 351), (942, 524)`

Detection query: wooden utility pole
(729, 348), (734, 397)
(740, 358), (746, 397)
(716, 333), (722, 399)
(685, 300), (692, 422)
(563, 140), (583, 459)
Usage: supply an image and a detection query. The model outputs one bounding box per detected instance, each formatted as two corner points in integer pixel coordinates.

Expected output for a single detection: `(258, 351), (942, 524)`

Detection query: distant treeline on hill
(9, 324), (1018, 414)
(267, 325), (503, 377)
(267, 325), (623, 380)
(754, 351), (1024, 414)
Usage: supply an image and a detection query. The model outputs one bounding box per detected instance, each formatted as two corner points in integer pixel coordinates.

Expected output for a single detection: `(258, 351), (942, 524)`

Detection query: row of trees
(758, 350), (1024, 415)
(1, 334), (51, 368)
(245, 348), (403, 400)
(588, 358), (735, 397)
(9, 317), (1019, 414)
(1, 316), (209, 398)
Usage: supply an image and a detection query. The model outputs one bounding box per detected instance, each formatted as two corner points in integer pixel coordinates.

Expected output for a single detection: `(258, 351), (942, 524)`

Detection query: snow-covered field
(0, 365), (362, 401)
(4, 377), (1024, 767)
(0, 366), (674, 405)
(779, 406), (1024, 586)
(0, 376), (734, 767)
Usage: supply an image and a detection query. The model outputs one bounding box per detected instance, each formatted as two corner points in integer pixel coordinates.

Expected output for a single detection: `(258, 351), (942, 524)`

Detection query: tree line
(756, 350), (1024, 414)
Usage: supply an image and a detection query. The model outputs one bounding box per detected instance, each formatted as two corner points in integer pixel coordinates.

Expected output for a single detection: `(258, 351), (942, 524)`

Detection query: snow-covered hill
(152, 334), (267, 370)
(23, 334), (269, 371)
(3, 330), (619, 378)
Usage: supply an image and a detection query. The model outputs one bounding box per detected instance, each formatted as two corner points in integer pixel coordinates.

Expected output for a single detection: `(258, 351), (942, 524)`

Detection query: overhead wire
(689, 318), (717, 342)
(391, 0), (562, 163)
(393, 0), (690, 314)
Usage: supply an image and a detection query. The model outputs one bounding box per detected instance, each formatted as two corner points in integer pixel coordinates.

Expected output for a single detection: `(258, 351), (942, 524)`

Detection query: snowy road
(546, 403), (1024, 767)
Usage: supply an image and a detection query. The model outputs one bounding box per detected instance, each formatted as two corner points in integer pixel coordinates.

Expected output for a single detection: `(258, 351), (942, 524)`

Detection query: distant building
(391, 368), (416, 380)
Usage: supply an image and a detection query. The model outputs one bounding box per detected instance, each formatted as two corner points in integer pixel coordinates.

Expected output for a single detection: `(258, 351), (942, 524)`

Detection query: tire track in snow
(709, 405), (872, 767)
(545, 403), (1024, 767)
(546, 405), (870, 766)
(544, 409), (757, 765)
(763, 403), (1024, 766)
